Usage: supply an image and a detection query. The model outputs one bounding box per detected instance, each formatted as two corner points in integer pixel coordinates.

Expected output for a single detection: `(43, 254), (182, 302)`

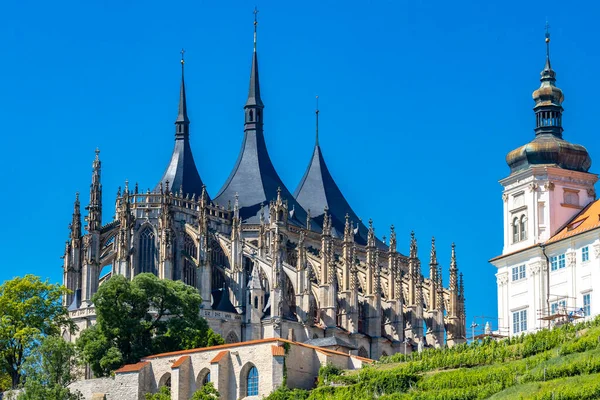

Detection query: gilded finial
(545, 21), (551, 60)
(180, 48), (185, 65)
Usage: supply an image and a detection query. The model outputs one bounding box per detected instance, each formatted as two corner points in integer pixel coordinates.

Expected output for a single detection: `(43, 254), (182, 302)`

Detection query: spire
(532, 22), (564, 137)
(430, 237), (437, 266)
(86, 149), (102, 232)
(70, 192), (81, 240)
(315, 95), (319, 145)
(367, 219), (375, 248)
(389, 225), (396, 253)
(156, 51), (207, 197)
(176, 48), (190, 132)
(343, 213), (353, 243)
(245, 7), (264, 110)
(409, 231), (417, 259)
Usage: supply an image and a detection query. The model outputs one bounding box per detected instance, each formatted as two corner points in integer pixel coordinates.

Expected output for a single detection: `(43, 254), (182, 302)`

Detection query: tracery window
(138, 227), (157, 275)
(182, 234), (197, 287)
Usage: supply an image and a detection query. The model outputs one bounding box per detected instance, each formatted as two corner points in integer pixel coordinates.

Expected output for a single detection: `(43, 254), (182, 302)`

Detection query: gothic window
(182, 234), (197, 287)
(358, 301), (365, 333)
(212, 267), (226, 290)
(254, 296), (258, 309)
(211, 242), (229, 269)
(138, 226), (157, 275)
(358, 346), (369, 358)
(249, 109), (254, 121)
(282, 273), (297, 320)
(225, 331), (239, 344)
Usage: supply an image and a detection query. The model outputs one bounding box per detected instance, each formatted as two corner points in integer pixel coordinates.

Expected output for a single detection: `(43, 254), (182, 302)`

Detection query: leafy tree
(191, 382), (220, 399)
(18, 336), (82, 400)
(78, 273), (224, 376)
(145, 385), (171, 400)
(0, 275), (73, 388)
(0, 371), (11, 391)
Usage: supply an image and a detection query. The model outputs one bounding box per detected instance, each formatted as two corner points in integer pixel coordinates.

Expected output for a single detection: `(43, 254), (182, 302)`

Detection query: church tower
(501, 28), (596, 255)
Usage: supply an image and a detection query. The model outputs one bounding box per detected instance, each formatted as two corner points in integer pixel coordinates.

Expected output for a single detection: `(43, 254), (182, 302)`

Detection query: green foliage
(77, 273), (224, 377)
(191, 382), (220, 399)
(266, 386), (310, 400)
(0, 275), (74, 388)
(18, 336), (82, 400)
(300, 316), (600, 399)
(145, 386), (171, 400)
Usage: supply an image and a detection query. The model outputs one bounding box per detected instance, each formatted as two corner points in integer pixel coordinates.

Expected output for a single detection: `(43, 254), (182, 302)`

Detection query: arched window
(520, 215), (527, 241)
(196, 368), (211, 389)
(225, 331), (239, 344)
(358, 346), (369, 358)
(138, 226), (157, 275)
(512, 218), (519, 243)
(183, 234), (197, 287)
(249, 109), (254, 121)
(158, 372), (171, 389)
(254, 296), (258, 309)
(247, 366), (259, 396)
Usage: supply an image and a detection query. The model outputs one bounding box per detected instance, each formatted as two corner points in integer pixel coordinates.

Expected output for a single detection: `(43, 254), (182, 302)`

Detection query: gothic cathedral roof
(155, 54), (208, 199)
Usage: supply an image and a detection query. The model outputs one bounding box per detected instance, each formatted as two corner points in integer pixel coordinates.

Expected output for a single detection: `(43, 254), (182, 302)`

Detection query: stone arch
(195, 367), (211, 389)
(357, 346), (368, 358)
(225, 331), (239, 344)
(158, 372), (171, 389)
(239, 362), (259, 398)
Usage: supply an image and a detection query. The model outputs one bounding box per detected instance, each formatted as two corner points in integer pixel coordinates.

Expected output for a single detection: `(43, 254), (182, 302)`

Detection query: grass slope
(267, 316), (600, 400)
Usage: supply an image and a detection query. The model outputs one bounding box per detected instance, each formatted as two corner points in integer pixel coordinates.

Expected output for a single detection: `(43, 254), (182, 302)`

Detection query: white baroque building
(490, 32), (599, 336)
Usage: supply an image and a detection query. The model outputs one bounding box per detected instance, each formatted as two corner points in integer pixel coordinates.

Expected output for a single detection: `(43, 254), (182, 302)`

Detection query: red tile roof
(115, 361), (149, 374)
(141, 337), (374, 364)
(271, 345), (286, 357)
(210, 350), (229, 363)
(546, 199), (600, 244)
(171, 355), (189, 369)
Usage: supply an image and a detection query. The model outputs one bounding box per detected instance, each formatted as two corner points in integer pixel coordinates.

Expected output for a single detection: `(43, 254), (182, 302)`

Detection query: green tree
(18, 336), (82, 400)
(145, 385), (171, 400)
(77, 273), (224, 376)
(191, 382), (220, 400)
(0, 275), (73, 388)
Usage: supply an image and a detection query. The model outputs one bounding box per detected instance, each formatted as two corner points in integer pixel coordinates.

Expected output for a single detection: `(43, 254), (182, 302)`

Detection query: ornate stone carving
(529, 183), (539, 192)
(544, 181), (555, 191)
(588, 188), (596, 198)
(502, 193), (508, 202)
(567, 252), (576, 268)
(594, 244), (600, 260)
(496, 273), (508, 287)
(528, 261), (541, 276)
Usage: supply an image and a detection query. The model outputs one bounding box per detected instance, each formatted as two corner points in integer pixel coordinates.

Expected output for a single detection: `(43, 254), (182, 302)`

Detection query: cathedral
(62, 17), (466, 360)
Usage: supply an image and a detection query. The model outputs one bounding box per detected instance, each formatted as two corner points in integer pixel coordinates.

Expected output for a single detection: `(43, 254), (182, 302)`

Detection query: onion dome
(506, 29), (591, 174)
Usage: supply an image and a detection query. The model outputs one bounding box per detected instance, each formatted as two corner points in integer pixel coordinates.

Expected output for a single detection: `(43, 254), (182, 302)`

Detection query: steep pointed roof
(214, 16), (315, 228)
(294, 111), (369, 244)
(156, 53), (207, 198)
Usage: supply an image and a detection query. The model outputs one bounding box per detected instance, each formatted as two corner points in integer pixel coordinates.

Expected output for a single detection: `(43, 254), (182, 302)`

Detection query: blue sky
(0, 0), (598, 335)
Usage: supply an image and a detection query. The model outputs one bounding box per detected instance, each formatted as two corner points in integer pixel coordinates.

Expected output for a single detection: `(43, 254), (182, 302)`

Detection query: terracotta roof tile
(271, 345), (285, 357)
(171, 355), (189, 369)
(210, 350), (229, 363)
(115, 361), (149, 374)
(546, 199), (600, 244)
(141, 337), (373, 364)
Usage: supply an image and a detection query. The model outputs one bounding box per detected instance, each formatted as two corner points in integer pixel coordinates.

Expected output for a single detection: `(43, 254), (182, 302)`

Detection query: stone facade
(68, 339), (371, 400)
(61, 16), (467, 364)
